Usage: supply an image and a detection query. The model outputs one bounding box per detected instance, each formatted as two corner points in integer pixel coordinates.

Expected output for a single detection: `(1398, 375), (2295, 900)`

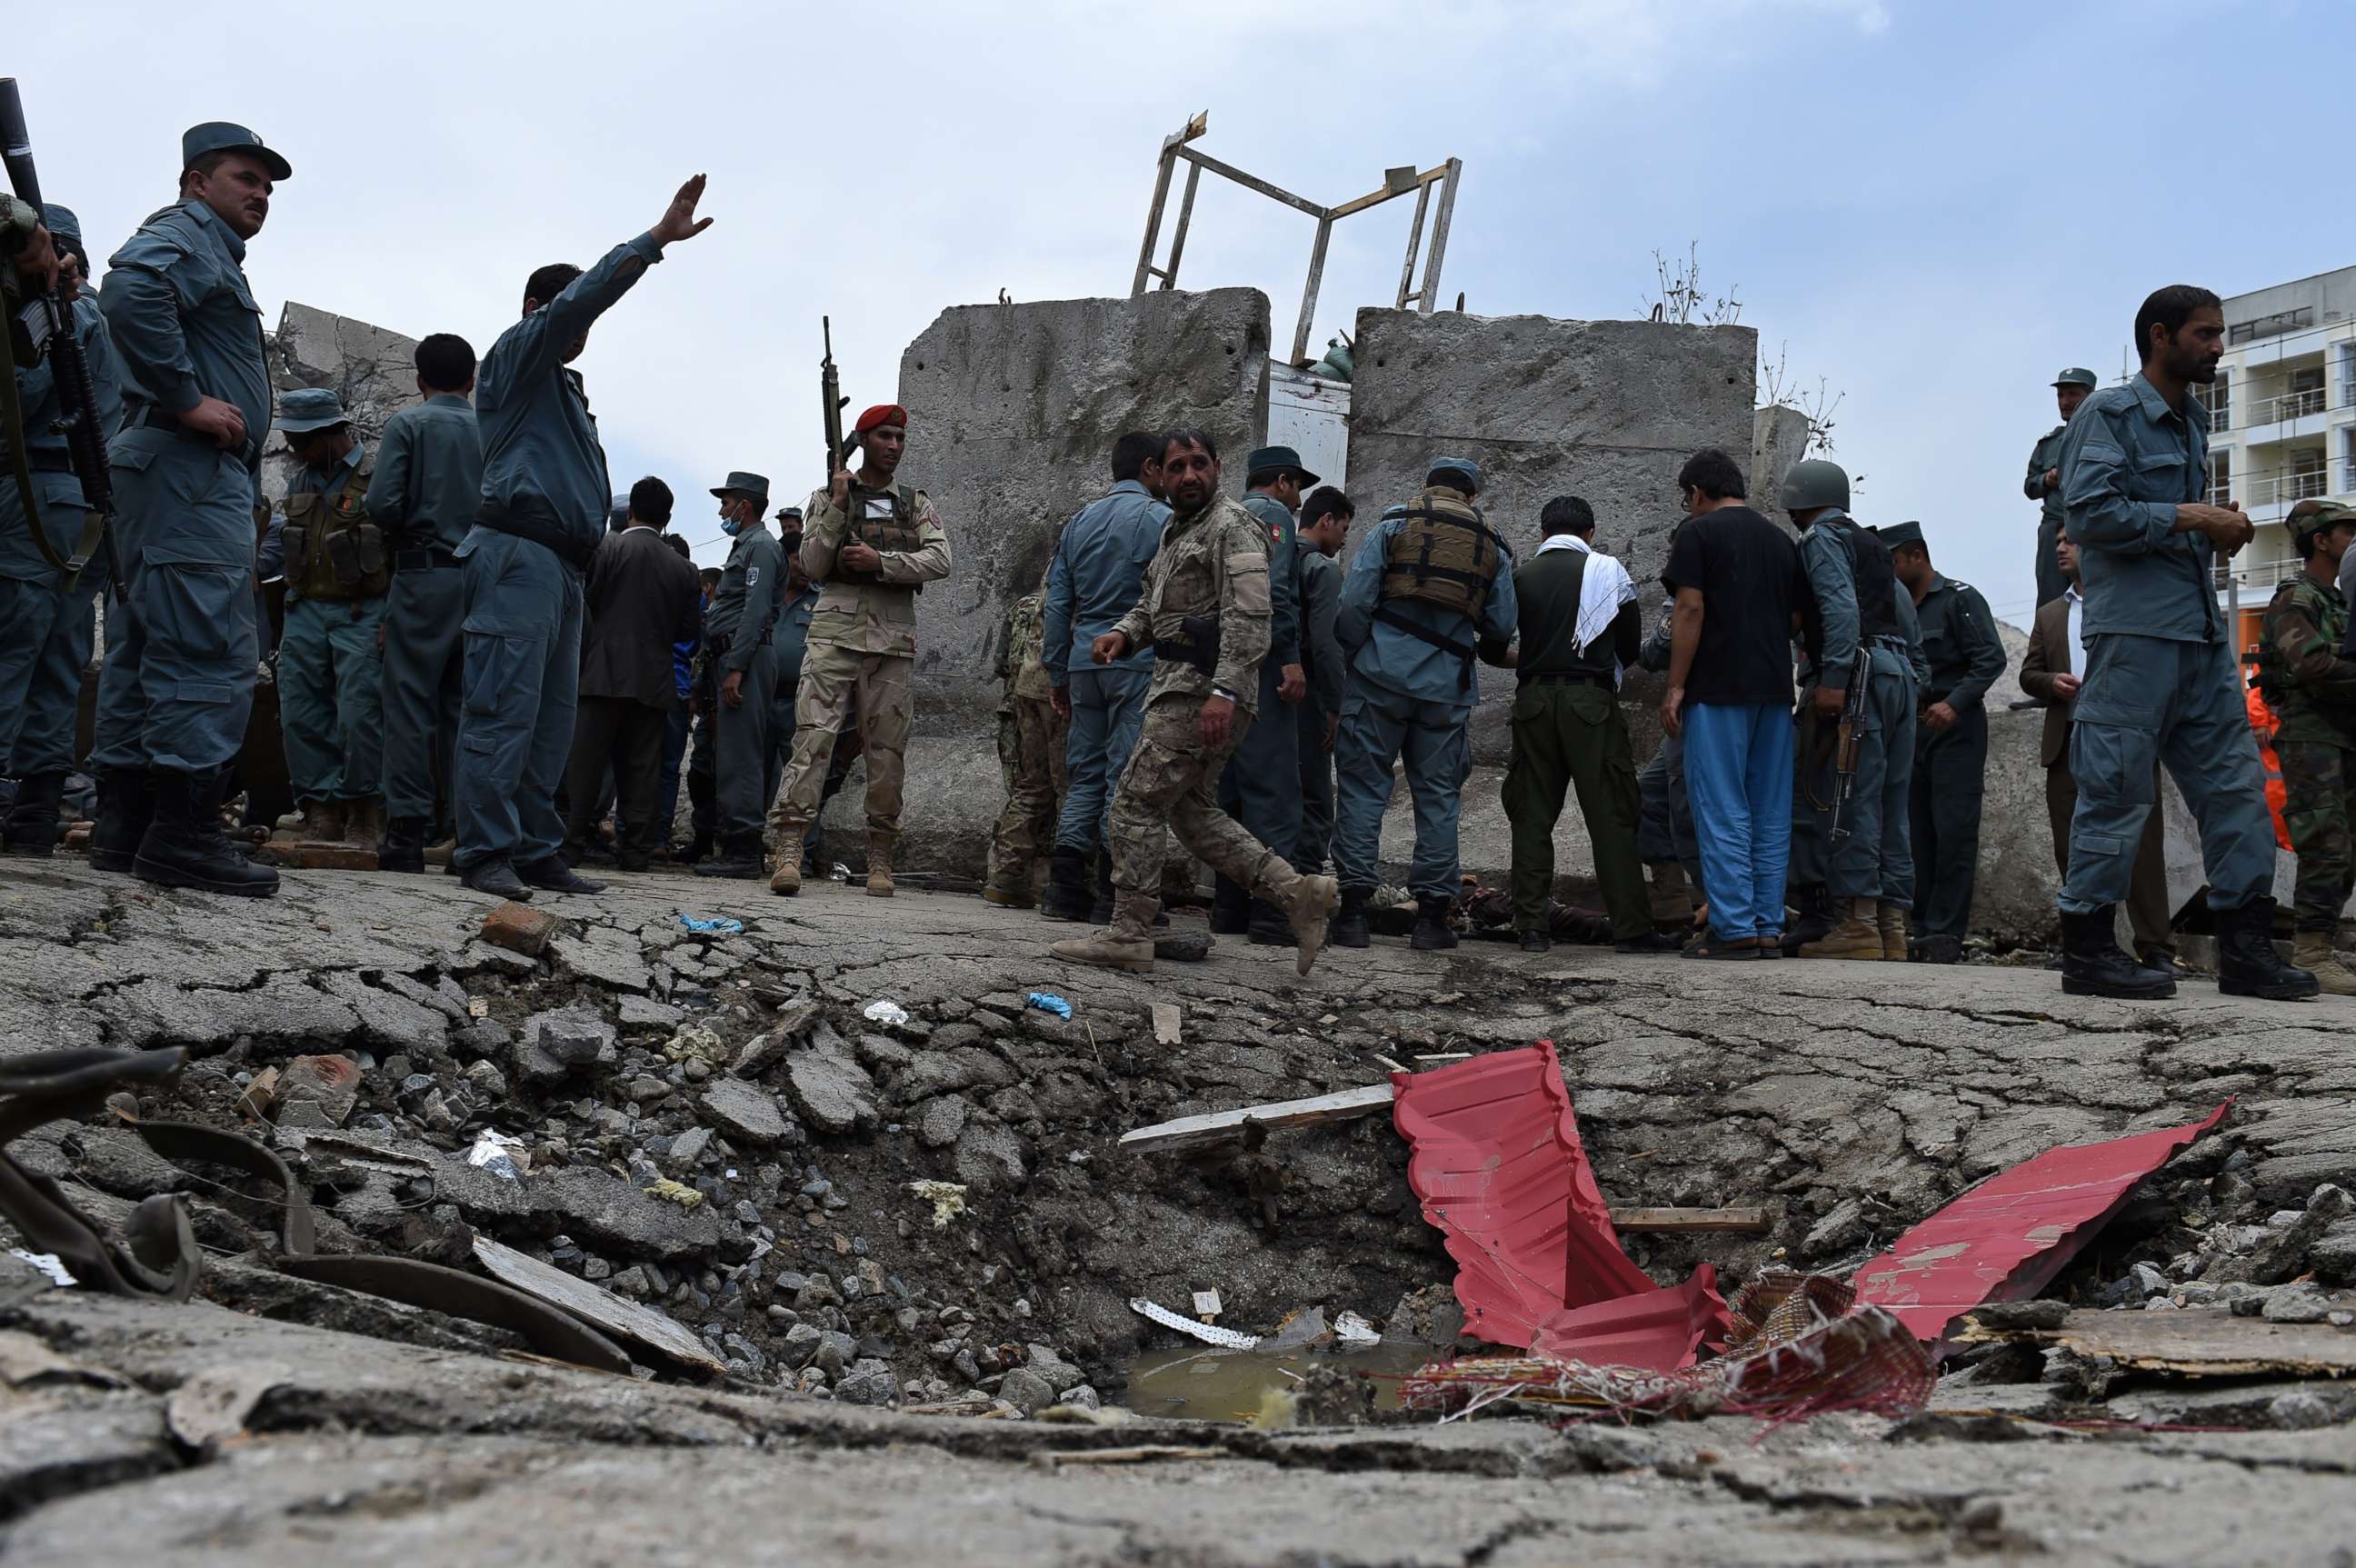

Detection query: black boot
(1329, 887), (1372, 949)
(1410, 894), (1458, 952)
(2216, 895), (2318, 1000)
(1246, 898), (1293, 946)
(1088, 852), (1117, 926)
(460, 857), (532, 900)
(2060, 905), (2176, 999)
(1210, 875), (1251, 934)
(693, 832), (763, 879)
(1, 771), (67, 855)
(519, 854), (605, 894)
(89, 766), (154, 873)
(679, 826), (716, 865)
(380, 814), (427, 874)
(1040, 847), (1093, 923)
(133, 769), (278, 897)
(1781, 884), (1834, 955)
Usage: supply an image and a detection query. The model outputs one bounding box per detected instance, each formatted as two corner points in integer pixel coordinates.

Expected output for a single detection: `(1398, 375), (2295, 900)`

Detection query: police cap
(1877, 519), (1926, 551)
(1244, 445), (1322, 487)
(2052, 367), (2098, 389)
(2290, 501), (2356, 544)
(1424, 454), (1483, 494)
(710, 471), (771, 506)
(276, 387), (349, 434)
(181, 122), (293, 182)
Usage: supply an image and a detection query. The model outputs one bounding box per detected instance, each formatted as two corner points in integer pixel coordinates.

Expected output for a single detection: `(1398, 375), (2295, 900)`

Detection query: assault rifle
(1826, 646), (1870, 844)
(819, 315), (848, 481)
(0, 77), (124, 604)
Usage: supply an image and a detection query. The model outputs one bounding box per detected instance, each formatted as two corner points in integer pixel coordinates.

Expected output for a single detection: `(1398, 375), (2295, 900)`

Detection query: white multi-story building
(2203, 265), (2356, 651)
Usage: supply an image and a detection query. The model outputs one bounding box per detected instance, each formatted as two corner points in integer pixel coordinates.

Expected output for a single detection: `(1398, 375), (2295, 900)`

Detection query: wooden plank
(472, 1236), (722, 1373)
(1955, 1307), (2356, 1379)
(1176, 147), (1323, 218)
(1119, 1084), (1397, 1155)
(1610, 1207), (1772, 1234)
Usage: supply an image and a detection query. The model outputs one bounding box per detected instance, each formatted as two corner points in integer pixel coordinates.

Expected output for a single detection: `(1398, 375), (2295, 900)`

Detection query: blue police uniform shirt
(2061, 373), (2221, 644)
(1042, 478), (1168, 682)
(1334, 511), (1519, 707)
(474, 234), (664, 552)
(100, 199), (270, 443)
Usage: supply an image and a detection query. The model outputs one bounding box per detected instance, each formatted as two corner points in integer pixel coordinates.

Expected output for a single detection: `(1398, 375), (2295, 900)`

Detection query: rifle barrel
(0, 79), (43, 208)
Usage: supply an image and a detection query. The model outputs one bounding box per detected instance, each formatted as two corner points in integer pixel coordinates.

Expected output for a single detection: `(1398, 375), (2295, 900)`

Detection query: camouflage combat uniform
(983, 588), (1069, 899)
(766, 479), (953, 888)
(1047, 494), (1336, 974)
(2259, 570), (2356, 934)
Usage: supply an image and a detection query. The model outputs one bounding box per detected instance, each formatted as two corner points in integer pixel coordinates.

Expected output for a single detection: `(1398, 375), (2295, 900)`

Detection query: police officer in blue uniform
(92, 122), (290, 895)
(2056, 285), (2315, 1000)
(1329, 455), (1518, 950)
(0, 205), (121, 854)
(1213, 445), (1313, 943)
(694, 470), (780, 880)
(451, 175), (713, 901)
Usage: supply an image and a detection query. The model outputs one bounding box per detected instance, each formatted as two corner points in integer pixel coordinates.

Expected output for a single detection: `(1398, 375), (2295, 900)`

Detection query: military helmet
(1778, 458), (1850, 514)
(2290, 500), (2356, 544)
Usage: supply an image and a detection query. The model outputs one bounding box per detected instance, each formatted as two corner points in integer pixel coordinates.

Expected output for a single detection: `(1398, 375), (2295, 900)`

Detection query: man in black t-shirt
(1659, 448), (1808, 958)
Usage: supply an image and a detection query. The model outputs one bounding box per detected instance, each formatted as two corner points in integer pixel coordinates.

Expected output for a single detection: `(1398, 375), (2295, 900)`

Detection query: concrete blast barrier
(895, 287), (1273, 719)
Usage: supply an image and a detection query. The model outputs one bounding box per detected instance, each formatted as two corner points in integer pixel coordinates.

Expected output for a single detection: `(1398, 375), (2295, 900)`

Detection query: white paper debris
(1131, 1296), (1261, 1350)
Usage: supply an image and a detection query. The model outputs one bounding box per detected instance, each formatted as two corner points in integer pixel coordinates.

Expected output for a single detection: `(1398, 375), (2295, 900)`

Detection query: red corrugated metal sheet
(1530, 1264), (1727, 1372)
(1853, 1100), (2232, 1344)
(1391, 1042), (1658, 1349)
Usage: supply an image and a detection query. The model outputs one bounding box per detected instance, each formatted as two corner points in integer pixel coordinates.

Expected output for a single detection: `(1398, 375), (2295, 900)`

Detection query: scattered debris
(677, 913), (744, 934)
(472, 1237), (722, 1373)
(165, 1362), (292, 1453)
(1612, 1206), (1772, 1234)
(1119, 1084), (1396, 1155)
(1392, 1043), (1660, 1348)
(274, 1054), (362, 1130)
(863, 1000), (912, 1027)
(1026, 992), (1073, 1020)
(1959, 1306), (2356, 1379)
(1029, 1445), (1226, 1470)
(1530, 1267), (1727, 1373)
(480, 901), (560, 957)
(1193, 1288), (1223, 1321)
(1151, 1003), (1183, 1045)
(8, 1250), (75, 1288)
(465, 1129), (529, 1181)
(1852, 1101), (2231, 1343)
(1132, 1296), (1262, 1349)
(1333, 1310), (1381, 1346)
(906, 1179), (968, 1228)
(233, 1066), (279, 1122)
(644, 1178), (704, 1209)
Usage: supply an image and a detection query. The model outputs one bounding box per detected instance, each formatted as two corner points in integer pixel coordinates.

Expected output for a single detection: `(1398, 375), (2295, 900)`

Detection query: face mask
(721, 517), (744, 537)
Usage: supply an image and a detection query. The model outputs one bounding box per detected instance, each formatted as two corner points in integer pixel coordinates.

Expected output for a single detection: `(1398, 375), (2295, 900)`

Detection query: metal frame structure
(1130, 112), (1463, 367)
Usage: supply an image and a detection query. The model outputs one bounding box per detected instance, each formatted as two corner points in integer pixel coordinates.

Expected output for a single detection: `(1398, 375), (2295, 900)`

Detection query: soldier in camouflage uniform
(983, 584), (1069, 906)
(1048, 430), (1338, 976)
(766, 404), (952, 898)
(2259, 500), (2356, 993)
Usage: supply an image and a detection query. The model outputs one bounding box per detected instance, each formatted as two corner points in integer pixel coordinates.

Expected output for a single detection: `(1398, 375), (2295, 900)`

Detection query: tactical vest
(1803, 514), (1901, 663)
(829, 483), (924, 586)
(1377, 490), (1505, 623)
(283, 461), (388, 602)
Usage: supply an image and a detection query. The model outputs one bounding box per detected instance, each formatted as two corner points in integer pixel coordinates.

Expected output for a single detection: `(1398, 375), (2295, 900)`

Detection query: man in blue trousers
(451, 175), (713, 901)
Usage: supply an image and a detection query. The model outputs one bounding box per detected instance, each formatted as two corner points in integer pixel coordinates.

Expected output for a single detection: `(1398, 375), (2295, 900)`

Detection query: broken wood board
(472, 1236), (722, 1373)
(1956, 1307), (2356, 1379)
(256, 842), (378, 871)
(1118, 1084), (1396, 1155)
(1611, 1207), (1771, 1234)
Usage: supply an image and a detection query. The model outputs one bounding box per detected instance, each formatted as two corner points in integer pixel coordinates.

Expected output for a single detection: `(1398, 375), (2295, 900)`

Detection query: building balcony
(2249, 387), (2328, 425)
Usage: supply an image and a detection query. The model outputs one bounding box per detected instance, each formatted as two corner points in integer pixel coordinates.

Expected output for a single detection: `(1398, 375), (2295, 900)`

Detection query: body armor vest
(829, 483), (923, 585)
(1805, 514), (1901, 662)
(1377, 490), (1503, 623)
(283, 461), (388, 601)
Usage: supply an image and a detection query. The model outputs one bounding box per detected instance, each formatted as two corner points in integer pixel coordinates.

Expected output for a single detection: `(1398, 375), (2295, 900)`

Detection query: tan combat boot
(277, 798), (346, 844)
(1798, 897), (1884, 960)
(344, 796), (385, 853)
(1877, 902), (1909, 962)
(1283, 873), (1340, 976)
(865, 833), (895, 898)
(1050, 893), (1157, 972)
(1647, 860), (1692, 926)
(767, 829), (804, 896)
(2292, 933), (2356, 996)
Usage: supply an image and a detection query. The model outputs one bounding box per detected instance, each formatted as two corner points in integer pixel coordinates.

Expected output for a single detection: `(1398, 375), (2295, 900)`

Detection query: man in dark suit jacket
(2019, 536), (2176, 968)
(563, 476), (703, 871)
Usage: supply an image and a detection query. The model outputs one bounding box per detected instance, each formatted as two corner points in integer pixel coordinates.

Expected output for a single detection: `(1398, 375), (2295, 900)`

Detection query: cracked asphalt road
(4, 859), (2354, 1563)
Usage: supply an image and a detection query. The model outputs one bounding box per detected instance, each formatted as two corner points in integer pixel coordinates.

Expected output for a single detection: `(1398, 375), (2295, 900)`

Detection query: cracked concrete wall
(259, 302), (423, 509)
(895, 288), (1274, 721)
(1750, 404), (1812, 512)
(1341, 309), (1755, 764)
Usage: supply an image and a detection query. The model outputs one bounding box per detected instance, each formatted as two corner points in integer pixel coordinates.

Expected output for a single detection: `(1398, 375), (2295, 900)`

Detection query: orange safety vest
(2245, 680), (2291, 852)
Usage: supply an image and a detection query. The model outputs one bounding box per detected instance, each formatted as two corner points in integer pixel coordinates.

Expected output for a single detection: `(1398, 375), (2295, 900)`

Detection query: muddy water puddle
(1122, 1344), (1435, 1423)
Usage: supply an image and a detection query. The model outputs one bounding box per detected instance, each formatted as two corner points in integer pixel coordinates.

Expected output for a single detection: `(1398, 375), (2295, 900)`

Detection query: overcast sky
(18, 0), (2353, 626)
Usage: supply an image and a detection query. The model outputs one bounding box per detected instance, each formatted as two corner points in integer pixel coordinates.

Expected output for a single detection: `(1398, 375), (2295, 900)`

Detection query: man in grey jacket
(1293, 485), (1353, 874)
